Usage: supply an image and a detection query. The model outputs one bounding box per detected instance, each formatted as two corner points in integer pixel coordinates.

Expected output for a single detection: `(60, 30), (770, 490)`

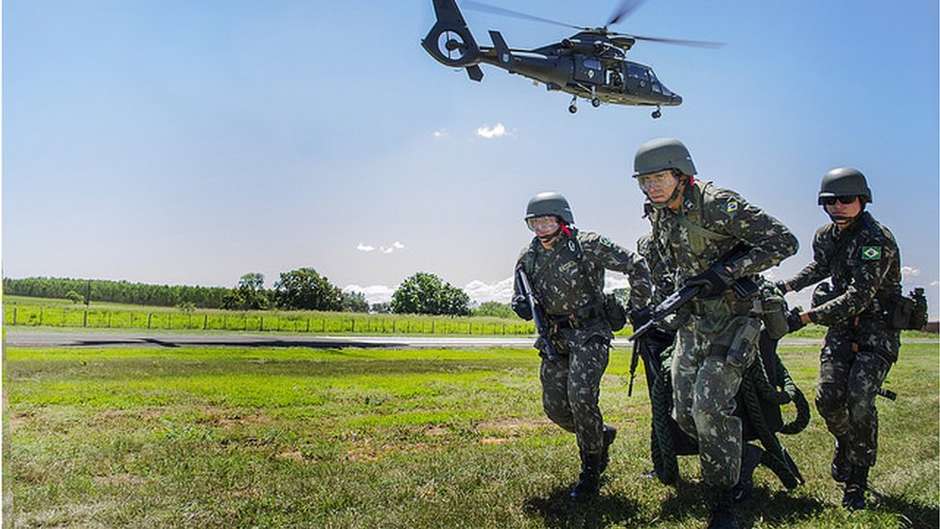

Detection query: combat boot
(598, 425), (618, 474)
(569, 452), (602, 501)
(732, 444), (764, 503)
(705, 488), (740, 529)
(842, 464), (869, 511)
(831, 436), (851, 483)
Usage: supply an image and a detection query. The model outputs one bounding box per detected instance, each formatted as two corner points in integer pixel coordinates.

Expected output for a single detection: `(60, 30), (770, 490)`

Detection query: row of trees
(4, 270), (480, 316)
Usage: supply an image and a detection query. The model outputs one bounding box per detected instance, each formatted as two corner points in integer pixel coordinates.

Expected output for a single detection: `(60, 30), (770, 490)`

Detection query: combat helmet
(633, 138), (697, 178)
(818, 167), (872, 205)
(525, 192), (574, 225)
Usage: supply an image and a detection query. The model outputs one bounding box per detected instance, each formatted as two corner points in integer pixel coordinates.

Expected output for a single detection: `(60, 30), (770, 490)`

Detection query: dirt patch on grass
(93, 473), (148, 487)
(477, 417), (550, 434)
(480, 437), (511, 445)
(194, 407), (274, 428)
(424, 425), (449, 436)
(274, 450), (305, 463)
(9, 410), (34, 430)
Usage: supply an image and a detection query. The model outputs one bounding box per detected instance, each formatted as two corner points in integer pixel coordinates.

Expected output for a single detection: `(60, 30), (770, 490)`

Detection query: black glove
(786, 307), (806, 332)
(686, 263), (735, 298)
(774, 280), (789, 295)
(511, 295), (533, 321)
(630, 306), (652, 329)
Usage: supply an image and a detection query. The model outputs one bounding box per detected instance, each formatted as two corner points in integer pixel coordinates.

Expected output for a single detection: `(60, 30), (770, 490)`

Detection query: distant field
(3, 297), (537, 336)
(5, 342), (938, 528)
(5, 295), (938, 340)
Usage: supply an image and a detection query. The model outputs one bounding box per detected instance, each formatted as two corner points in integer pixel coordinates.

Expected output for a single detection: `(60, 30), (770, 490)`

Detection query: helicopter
(421, 0), (722, 118)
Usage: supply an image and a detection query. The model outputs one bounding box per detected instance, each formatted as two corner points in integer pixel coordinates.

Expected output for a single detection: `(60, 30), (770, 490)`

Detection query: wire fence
(3, 305), (539, 336)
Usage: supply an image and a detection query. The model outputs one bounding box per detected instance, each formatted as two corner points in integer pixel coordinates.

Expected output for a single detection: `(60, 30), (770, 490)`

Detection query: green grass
(6, 341), (938, 528)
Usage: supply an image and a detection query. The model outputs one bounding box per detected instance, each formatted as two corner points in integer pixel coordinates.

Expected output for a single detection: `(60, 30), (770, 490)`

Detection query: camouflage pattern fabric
(513, 229), (652, 455)
(782, 211), (901, 469)
(816, 348), (890, 467)
(540, 337), (610, 454)
(648, 180), (798, 488)
(782, 211), (902, 362)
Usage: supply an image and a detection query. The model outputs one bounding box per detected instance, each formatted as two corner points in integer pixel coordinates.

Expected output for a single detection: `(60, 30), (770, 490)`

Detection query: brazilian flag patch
(861, 246), (882, 260)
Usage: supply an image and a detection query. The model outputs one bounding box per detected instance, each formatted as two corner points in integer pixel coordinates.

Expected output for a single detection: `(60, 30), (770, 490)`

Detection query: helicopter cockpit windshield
(646, 67), (674, 97)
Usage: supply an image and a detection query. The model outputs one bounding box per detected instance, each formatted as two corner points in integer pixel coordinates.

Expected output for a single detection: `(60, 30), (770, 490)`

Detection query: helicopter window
(626, 64), (649, 83)
(583, 58), (602, 71)
(647, 68), (658, 81)
(651, 82), (662, 94)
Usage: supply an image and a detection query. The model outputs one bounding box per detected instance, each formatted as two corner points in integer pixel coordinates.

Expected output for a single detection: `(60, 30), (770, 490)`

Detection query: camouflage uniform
(648, 180), (797, 488)
(514, 229), (652, 455)
(781, 211), (900, 467)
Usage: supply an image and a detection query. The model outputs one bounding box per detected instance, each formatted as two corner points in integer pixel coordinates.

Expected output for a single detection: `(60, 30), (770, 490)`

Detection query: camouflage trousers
(540, 336), (610, 455)
(671, 313), (759, 488)
(816, 342), (891, 468)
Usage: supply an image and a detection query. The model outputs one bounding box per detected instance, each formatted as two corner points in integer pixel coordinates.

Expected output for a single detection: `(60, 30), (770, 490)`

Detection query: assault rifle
(515, 267), (560, 361)
(628, 243), (758, 395)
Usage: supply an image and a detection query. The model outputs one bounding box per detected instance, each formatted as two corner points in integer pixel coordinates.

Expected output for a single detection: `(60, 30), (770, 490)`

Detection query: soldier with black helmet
(632, 138), (798, 529)
(511, 191), (652, 500)
(778, 167), (902, 510)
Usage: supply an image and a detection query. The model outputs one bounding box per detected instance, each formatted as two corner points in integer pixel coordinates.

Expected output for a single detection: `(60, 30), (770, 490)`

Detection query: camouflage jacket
(514, 229), (652, 316)
(647, 180), (798, 308)
(782, 212), (901, 350)
(637, 233), (675, 307)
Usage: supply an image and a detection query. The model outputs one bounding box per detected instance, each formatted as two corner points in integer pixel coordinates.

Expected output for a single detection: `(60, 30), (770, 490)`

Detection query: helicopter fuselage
(477, 48), (681, 107)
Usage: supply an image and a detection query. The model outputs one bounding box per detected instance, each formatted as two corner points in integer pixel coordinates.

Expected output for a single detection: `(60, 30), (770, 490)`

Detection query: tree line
(4, 270), (503, 317)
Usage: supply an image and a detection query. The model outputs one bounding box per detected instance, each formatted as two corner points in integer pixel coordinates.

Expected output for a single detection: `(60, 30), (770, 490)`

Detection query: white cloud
(432, 129), (447, 138)
(463, 277), (515, 304)
(357, 241), (406, 255)
(901, 266), (921, 277)
(476, 123), (507, 139)
(931, 280), (939, 287)
(343, 284), (397, 305)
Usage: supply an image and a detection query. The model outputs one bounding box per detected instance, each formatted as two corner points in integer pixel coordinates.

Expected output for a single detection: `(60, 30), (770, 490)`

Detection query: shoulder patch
(861, 246), (882, 261)
(725, 200), (739, 215)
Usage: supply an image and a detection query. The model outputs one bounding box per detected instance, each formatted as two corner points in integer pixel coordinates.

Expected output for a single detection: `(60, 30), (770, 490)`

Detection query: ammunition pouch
(886, 289), (928, 330)
(759, 283), (790, 340)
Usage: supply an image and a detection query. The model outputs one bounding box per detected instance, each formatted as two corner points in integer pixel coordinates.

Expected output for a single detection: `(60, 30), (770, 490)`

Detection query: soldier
(778, 168), (901, 510)
(632, 138), (798, 529)
(511, 191), (652, 500)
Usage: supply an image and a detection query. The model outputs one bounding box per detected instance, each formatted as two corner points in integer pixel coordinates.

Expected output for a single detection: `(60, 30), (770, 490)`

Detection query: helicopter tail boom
(422, 0), (482, 73)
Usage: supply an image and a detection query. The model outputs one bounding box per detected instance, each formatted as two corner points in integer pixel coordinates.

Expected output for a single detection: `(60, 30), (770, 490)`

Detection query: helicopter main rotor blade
(613, 32), (725, 48)
(462, 1), (586, 31)
(606, 0), (646, 27)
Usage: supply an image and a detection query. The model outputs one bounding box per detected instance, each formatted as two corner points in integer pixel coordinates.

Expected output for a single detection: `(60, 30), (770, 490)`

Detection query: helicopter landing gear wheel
(591, 98), (601, 108)
(568, 95), (578, 114)
(651, 106), (662, 119)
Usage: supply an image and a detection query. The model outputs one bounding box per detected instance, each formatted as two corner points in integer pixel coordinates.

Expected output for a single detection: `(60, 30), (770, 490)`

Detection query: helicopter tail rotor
(422, 0), (482, 68)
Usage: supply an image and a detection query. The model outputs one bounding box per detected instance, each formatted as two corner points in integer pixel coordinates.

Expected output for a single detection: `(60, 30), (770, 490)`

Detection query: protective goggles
(526, 216), (559, 232)
(636, 171), (677, 191)
(819, 196), (857, 206)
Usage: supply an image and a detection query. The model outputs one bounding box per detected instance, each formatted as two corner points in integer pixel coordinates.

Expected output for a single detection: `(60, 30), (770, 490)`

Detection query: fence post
(223, 314), (227, 330)
(83, 310), (87, 327)
(147, 313), (152, 329)
(12, 307), (17, 326)
(39, 308), (44, 326)
(350, 318), (355, 333)
(432, 320), (436, 334)
(468, 321), (472, 335)
(306, 318), (310, 332)
(203, 314), (208, 330)
(107, 312), (112, 328)
(260, 316), (264, 332)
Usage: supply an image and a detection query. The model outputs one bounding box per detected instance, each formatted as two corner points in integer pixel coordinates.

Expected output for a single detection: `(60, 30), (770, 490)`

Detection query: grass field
(5, 341), (938, 528)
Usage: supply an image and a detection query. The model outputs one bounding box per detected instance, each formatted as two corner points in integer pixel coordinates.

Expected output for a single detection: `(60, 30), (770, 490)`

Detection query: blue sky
(4, 0), (938, 313)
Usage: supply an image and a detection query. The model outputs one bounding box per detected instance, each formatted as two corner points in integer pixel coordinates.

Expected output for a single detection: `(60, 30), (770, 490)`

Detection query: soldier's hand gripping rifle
(628, 243), (758, 394)
(515, 266), (560, 361)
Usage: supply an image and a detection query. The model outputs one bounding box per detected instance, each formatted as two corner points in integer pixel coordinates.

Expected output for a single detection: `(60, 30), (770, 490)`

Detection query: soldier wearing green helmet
(512, 191), (653, 500)
(778, 167), (902, 511)
(632, 138), (798, 529)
